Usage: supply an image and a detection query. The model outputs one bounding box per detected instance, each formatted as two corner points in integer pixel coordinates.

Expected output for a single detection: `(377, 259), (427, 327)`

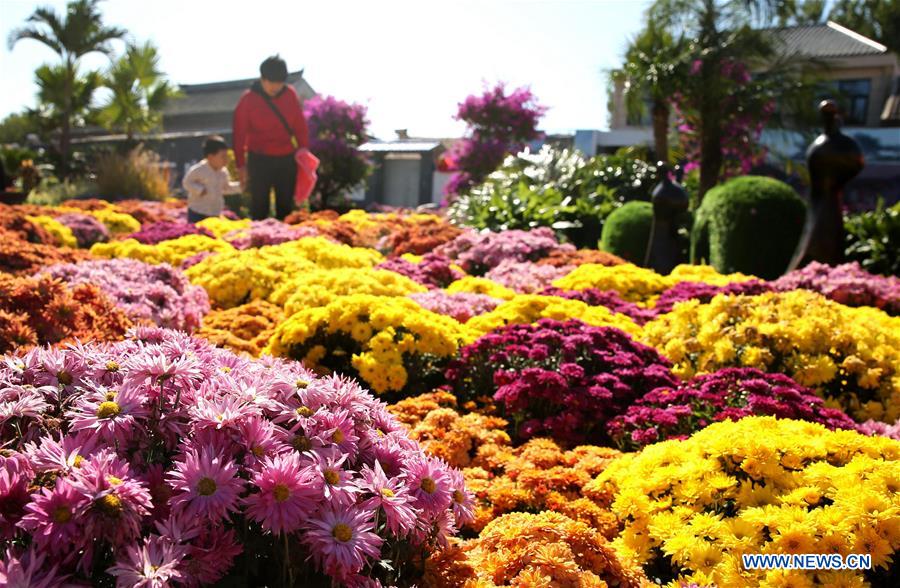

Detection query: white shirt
(182, 160), (240, 217)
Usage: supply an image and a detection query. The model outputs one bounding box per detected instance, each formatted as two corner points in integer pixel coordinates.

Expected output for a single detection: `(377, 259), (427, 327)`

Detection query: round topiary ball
(691, 176), (806, 279)
(600, 201), (652, 264)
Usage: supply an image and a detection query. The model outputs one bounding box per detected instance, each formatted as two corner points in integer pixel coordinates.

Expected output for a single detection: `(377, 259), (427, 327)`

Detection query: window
(835, 79), (871, 125)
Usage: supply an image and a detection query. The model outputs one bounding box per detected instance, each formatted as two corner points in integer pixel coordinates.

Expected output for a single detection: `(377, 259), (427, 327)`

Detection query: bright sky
(0, 0), (652, 139)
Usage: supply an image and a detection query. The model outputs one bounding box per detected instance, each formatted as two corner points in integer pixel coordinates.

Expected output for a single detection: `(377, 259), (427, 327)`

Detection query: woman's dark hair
(203, 135), (228, 156)
(260, 55), (288, 82)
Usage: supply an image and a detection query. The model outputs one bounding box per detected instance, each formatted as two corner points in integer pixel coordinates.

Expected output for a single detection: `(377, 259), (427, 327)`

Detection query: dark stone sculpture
(788, 100), (865, 270)
(645, 164), (690, 274)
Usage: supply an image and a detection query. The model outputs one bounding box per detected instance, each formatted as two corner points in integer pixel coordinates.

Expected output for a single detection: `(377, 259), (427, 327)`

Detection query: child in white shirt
(182, 136), (241, 223)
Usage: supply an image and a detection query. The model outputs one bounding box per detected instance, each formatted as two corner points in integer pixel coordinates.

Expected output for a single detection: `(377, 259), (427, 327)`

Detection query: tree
(828, 0), (900, 53)
(7, 0), (125, 175)
(444, 83), (546, 196)
(611, 17), (689, 165)
(303, 95), (371, 211)
(649, 0), (795, 199)
(0, 112), (43, 145)
(99, 41), (181, 141)
(31, 63), (103, 136)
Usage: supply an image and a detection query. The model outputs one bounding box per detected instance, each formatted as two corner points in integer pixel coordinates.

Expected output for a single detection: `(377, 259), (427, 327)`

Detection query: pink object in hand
(294, 148), (319, 204)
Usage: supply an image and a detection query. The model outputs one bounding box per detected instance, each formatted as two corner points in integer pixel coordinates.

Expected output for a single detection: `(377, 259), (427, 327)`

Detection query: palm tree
(611, 18), (688, 165)
(7, 0), (125, 175)
(31, 63), (103, 135)
(100, 41), (181, 142)
(650, 0), (783, 199)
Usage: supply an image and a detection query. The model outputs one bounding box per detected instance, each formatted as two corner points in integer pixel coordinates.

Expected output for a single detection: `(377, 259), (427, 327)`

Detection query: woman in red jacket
(232, 56), (310, 220)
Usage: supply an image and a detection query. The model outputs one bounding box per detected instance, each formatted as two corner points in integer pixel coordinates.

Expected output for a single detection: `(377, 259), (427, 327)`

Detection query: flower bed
(587, 417), (900, 587)
(41, 258), (210, 332)
(447, 318), (676, 444)
(0, 329), (470, 586)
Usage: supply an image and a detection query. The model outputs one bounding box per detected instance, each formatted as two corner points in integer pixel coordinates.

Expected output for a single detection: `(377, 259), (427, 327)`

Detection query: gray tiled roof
(163, 71), (315, 117)
(771, 21), (888, 59)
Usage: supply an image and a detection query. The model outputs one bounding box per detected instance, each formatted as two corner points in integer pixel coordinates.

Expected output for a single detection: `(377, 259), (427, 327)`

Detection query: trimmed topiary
(691, 175), (806, 279)
(600, 201), (651, 264)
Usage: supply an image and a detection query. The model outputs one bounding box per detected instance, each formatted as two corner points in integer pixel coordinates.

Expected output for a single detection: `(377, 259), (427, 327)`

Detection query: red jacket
(232, 82), (310, 168)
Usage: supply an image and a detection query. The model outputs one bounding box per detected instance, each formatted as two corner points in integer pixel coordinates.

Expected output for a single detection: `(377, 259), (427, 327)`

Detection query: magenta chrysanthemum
(107, 535), (186, 588)
(19, 480), (88, 554)
(168, 446), (243, 522)
(245, 453), (318, 535)
(304, 506), (383, 579)
(403, 455), (452, 515)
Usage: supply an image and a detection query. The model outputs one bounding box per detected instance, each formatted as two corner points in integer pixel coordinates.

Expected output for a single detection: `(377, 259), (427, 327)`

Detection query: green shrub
(600, 200), (652, 264)
(448, 145), (658, 247)
(844, 199), (900, 277)
(94, 145), (169, 201)
(690, 175), (806, 279)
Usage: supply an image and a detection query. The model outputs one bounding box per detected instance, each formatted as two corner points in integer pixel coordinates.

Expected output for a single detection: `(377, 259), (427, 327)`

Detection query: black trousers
(247, 152), (297, 220)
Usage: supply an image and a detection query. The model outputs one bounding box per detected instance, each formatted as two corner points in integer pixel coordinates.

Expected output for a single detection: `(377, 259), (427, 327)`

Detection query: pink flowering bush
(408, 291), (503, 323)
(377, 253), (464, 289)
(224, 219), (320, 250)
(484, 260), (573, 294)
(437, 227), (573, 276)
(40, 259), (210, 332)
(607, 368), (859, 450)
(0, 328), (470, 586)
(446, 319), (676, 445)
(772, 261), (900, 316)
(127, 221), (215, 245)
(55, 213), (110, 248)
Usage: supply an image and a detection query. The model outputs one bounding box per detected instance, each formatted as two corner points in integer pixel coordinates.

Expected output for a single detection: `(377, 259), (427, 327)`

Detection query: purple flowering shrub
(437, 227), (573, 276)
(127, 221), (214, 245)
(377, 253), (464, 289)
(651, 279), (773, 315)
(224, 219), (320, 249)
(408, 291), (503, 323)
(40, 259), (210, 332)
(772, 261), (900, 315)
(0, 328), (471, 586)
(55, 213), (110, 247)
(445, 318), (676, 445)
(444, 83), (546, 195)
(607, 368), (859, 450)
(304, 95), (371, 211)
(485, 260), (572, 294)
(540, 286), (657, 324)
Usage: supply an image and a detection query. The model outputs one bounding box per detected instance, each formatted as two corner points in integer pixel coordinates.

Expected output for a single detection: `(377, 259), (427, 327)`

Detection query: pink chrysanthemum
(0, 547), (69, 588)
(0, 385), (49, 425)
(307, 408), (359, 458)
(0, 453), (32, 539)
(182, 526), (243, 587)
(447, 467), (475, 526)
(68, 450), (152, 547)
(245, 452), (319, 534)
(189, 394), (258, 433)
(358, 461), (418, 537)
(308, 451), (359, 506)
(168, 445), (243, 522)
(22, 431), (99, 476)
(403, 455), (452, 515)
(238, 416), (289, 466)
(33, 347), (87, 393)
(19, 479), (89, 554)
(67, 385), (148, 445)
(107, 535), (186, 588)
(304, 506), (383, 579)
